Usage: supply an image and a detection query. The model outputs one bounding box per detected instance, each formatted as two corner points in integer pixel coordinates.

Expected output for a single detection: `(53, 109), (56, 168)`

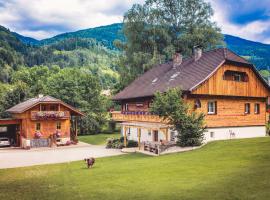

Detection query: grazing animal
(84, 157), (95, 168)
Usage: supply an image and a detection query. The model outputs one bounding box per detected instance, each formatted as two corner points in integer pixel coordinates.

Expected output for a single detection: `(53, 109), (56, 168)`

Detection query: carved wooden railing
(31, 111), (70, 120)
(111, 111), (164, 123)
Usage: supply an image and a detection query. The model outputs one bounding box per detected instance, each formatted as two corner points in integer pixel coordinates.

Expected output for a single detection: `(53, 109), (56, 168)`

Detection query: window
(194, 99), (201, 109)
(255, 103), (260, 114)
(124, 104), (129, 111)
(136, 102), (144, 107)
(128, 128), (131, 136)
(223, 70), (248, 82)
(170, 131), (176, 142)
(0, 127), (7, 133)
(56, 122), (61, 130)
(234, 74), (241, 82)
(36, 123), (41, 131)
(245, 103), (250, 114)
(148, 130), (151, 136)
(208, 101), (217, 114)
(41, 105), (46, 111)
(50, 105), (58, 111)
(210, 132), (215, 138)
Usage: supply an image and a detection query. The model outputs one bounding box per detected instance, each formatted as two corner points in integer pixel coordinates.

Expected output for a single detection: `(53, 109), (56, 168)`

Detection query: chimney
(193, 46), (202, 61)
(38, 94), (44, 98)
(173, 51), (182, 69)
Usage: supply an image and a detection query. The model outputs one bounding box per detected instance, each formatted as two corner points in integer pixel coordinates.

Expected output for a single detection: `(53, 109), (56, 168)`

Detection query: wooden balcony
(31, 111), (70, 120)
(111, 111), (165, 123)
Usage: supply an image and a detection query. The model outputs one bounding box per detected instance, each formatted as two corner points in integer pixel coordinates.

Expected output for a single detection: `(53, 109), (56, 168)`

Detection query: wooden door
(153, 130), (159, 142)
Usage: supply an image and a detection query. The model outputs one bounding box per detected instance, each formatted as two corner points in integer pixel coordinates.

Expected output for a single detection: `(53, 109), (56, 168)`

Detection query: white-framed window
(125, 104), (129, 111)
(56, 121), (61, 130)
(208, 101), (216, 114)
(148, 130), (151, 136)
(234, 74), (241, 82)
(36, 123), (41, 131)
(245, 103), (250, 114)
(0, 126), (7, 133)
(254, 103), (260, 114)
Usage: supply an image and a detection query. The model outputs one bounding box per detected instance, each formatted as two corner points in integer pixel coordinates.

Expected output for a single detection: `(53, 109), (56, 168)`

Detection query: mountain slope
(40, 23), (124, 49)
(224, 34), (270, 70)
(12, 23), (270, 70)
(12, 32), (39, 46)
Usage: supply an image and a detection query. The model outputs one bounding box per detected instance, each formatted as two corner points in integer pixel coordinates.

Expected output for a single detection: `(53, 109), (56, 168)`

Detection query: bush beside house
(106, 137), (138, 149)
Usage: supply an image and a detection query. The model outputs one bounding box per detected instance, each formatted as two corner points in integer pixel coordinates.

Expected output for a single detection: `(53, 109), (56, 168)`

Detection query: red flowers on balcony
(35, 111), (66, 120)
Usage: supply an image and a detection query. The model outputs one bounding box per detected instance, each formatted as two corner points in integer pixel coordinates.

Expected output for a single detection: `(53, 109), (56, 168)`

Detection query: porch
(121, 122), (177, 154)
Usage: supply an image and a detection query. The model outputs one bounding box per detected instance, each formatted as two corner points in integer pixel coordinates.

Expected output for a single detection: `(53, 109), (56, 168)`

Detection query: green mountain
(0, 25), (26, 82)
(0, 25), (120, 88)
(41, 23), (123, 49)
(12, 32), (39, 46)
(13, 23), (270, 70)
(224, 34), (270, 70)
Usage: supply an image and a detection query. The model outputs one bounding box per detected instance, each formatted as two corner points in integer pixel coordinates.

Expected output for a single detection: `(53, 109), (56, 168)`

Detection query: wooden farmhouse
(112, 48), (270, 147)
(0, 95), (84, 148)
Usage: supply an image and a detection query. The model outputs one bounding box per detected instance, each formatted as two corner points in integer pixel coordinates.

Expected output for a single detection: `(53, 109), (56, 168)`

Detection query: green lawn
(78, 133), (120, 145)
(1, 137), (270, 200)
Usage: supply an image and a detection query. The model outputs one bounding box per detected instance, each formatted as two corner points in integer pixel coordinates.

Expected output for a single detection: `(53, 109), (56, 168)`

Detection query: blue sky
(0, 0), (269, 44)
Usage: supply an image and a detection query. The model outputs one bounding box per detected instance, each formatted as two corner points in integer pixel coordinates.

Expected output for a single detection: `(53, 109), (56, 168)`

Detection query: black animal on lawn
(84, 157), (95, 168)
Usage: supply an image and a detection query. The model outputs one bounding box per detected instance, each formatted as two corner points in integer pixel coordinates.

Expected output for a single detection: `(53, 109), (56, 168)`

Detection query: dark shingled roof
(113, 48), (268, 100)
(6, 95), (84, 116)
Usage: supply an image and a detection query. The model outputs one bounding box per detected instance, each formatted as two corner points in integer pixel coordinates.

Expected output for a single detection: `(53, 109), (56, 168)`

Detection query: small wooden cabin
(112, 48), (270, 146)
(0, 95), (84, 148)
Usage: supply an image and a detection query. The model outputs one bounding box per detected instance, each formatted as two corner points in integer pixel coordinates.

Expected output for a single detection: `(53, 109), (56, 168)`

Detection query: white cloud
(0, 0), (269, 43)
(208, 0), (270, 44)
(0, 0), (144, 39)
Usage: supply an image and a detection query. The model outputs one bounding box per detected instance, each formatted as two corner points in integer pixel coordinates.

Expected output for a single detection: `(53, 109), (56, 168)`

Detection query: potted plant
(35, 131), (42, 139)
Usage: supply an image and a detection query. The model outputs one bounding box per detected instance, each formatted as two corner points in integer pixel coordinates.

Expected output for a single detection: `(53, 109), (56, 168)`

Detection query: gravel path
(0, 142), (124, 169)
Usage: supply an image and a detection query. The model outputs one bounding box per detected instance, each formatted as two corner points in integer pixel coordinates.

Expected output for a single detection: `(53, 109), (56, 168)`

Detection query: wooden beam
(124, 126), (127, 147)
(138, 128), (141, 150)
(75, 117), (78, 139)
(165, 128), (168, 141)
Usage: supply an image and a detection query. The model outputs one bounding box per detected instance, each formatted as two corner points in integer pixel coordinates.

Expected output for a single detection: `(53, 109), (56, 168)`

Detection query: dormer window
(234, 74), (241, 82)
(223, 70), (248, 82)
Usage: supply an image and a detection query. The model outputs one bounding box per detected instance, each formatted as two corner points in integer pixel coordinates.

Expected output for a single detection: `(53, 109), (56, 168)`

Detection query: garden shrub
(106, 137), (138, 149)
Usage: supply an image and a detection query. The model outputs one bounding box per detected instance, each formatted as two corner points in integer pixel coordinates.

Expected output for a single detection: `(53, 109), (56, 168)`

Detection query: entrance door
(153, 130), (159, 142)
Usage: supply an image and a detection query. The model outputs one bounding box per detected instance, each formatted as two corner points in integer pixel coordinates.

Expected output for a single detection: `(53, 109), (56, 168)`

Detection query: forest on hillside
(0, 25), (119, 134)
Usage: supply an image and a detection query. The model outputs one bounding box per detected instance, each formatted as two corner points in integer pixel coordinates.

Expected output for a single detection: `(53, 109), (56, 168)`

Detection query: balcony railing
(31, 111), (70, 120)
(111, 111), (165, 123)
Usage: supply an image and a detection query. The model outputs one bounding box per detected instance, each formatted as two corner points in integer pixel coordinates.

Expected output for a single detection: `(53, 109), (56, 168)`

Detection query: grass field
(78, 133), (120, 145)
(1, 137), (270, 200)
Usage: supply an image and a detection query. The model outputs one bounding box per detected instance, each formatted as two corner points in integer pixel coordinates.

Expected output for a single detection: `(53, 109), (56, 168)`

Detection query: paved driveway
(0, 142), (124, 169)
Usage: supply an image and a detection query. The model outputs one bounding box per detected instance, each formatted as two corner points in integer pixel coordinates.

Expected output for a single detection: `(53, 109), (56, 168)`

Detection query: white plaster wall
(204, 126), (266, 142)
(121, 126), (166, 142)
(121, 125), (266, 143)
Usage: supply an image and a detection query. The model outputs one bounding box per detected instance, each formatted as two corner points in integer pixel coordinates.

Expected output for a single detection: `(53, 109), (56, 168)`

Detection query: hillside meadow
(0, 137), (270, 200)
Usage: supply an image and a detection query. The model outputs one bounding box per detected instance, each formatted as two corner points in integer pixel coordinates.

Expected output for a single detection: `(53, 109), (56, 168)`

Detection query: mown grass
(78, 133), (120, 145)
(0, 137), (270, 200)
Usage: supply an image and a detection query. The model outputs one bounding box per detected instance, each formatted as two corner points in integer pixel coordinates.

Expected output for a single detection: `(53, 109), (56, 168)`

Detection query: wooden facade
(192, 64), (270, 97)
(13, 104), (72, 140)
(112, 63), (270, 129)
(3, 96), (84, 148)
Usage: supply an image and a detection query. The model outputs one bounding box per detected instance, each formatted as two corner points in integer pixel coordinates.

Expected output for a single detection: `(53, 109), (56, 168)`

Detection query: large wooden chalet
(0, 95), (84, 148)
(112, 48), (270, 146)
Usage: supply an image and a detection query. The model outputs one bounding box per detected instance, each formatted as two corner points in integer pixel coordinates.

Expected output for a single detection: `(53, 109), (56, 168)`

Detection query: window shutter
(215, 101), (217, 114)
